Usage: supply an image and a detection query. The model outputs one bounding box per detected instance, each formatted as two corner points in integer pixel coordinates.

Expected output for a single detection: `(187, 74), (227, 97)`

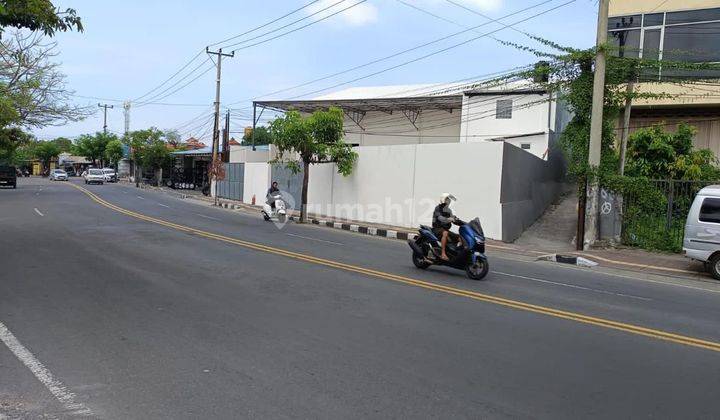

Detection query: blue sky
(36, 0), (598, 141)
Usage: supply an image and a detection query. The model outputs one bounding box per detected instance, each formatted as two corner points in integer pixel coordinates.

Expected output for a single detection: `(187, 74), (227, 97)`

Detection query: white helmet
(440, 193), (456, 205)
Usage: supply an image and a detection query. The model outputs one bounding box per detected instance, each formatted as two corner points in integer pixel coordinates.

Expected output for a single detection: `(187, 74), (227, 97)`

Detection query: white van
(683, 185), (720, 279)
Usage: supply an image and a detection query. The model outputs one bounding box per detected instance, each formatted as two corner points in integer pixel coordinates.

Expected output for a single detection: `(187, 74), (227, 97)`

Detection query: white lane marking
(158, 203), (170, 208)
(33, 208), (44, 217)
(136, 196), (145, 200)
(495, 271), (652, 301)
(0, 321), (93, 416)
(122, 191), (128, 194)
(286, 233), (344, 246)
(194, 213), (220, 221)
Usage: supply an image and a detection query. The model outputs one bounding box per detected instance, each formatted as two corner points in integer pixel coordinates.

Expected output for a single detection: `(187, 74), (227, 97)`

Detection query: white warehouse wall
(242, 162), (270, 204)
(343, 110), (461, 146)
(306, 142), (505, 239)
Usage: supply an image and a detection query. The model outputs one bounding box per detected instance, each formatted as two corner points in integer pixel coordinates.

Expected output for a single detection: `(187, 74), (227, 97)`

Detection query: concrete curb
(536, 254), (599, 267)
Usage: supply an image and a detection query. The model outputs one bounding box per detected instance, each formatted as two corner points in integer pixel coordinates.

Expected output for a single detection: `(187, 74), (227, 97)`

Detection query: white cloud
(307, 0), (379, 27)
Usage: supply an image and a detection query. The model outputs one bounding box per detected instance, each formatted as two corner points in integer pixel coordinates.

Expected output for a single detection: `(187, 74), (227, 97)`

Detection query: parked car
(49, 169), (68, 181)
(0, 165), (17, 189)
(62, 166), (77, 177)
(102, 168), (117, 182)
(684, 185), (720, 279)
(84, 168), (105, 185)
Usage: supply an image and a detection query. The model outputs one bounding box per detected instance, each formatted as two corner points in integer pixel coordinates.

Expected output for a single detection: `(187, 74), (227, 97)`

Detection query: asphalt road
(2, 177), (720, 419)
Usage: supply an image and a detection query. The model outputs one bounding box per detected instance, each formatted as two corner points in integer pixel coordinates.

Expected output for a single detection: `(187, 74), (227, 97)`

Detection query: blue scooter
(407, 217), (489, 280)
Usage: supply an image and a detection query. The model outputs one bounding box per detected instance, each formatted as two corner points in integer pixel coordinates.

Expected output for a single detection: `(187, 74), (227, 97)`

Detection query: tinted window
(496, 99), (512, 119)
(608, 15), (640, 30)
(609, 29), (641, 58)
(643, 13), (664, 26)
(663, 22), (720, 62)
(666, 8), (720, 25)
(89, 169), (103, 175)
(700, 198), (720, 223)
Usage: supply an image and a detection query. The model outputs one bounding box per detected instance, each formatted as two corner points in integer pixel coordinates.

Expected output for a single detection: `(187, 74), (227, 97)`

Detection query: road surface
(1, 177), (720, 419)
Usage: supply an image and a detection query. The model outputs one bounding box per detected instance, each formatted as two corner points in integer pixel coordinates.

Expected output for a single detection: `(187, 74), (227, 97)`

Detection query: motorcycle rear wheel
(412, 252), (431, 269)
(466, 259), (489, 280)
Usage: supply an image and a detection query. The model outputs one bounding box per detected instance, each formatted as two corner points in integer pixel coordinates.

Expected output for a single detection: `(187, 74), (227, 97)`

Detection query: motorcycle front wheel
(466, 259), (489, 280)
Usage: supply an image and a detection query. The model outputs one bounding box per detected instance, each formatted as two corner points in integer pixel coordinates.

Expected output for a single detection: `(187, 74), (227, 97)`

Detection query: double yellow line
(69, 183), (720, 353)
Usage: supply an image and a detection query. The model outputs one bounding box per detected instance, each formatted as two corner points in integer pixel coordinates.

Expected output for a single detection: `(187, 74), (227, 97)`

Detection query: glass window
(643, 13), (664, 27)
(666, 8), (720, 25)
(608, 15), (640, 30)
(663, 22), (720, 62)
(496, 99), (512, 119)
(700, 198), (720, 223)
(642, 29), (662, 61)
(609, 29), (641, 58)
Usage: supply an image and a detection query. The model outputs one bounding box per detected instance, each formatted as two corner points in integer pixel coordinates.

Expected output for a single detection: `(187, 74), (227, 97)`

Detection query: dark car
(0, 165), (17, 189)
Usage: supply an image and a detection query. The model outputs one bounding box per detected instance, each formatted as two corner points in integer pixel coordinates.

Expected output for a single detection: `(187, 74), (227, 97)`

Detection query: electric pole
(98, 103), (114, 134)
(206, 47), (234, 205)
(123, 101), (131, 136)
(584, 0), (609, 250)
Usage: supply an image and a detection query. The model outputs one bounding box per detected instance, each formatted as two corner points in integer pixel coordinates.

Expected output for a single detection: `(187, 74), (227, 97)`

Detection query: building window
(608, 7), (720, 80)
(520, 143), (531, 150)
(496, 99), (512, 119)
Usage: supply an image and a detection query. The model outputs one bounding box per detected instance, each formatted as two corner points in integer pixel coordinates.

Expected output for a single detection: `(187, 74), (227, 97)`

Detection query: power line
(284, 0), (576, 100)
(227, 1), (368, 53)
(209, 0), (323, 47)
(134, 57), (213, 107)
(221, 0), (349, 50)
(132, 50), (205, 102)
(225, 0), (558, 106)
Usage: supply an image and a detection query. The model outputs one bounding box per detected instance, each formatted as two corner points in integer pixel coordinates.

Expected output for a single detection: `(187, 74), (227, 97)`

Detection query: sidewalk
(118, 180), (712, 281)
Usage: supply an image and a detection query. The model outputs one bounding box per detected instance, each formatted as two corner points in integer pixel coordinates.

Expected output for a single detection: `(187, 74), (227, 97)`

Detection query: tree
(74, 132), (116, 166)
(241, 126), (272, 146)
(625, 123), (720, 180)
(0, 0), (82, 37)
(124, 128), (170, 186)
(33, 140), (59, 173)
(0, 32), (91, 161)
(269, 107), (357, 222)
(105, 139), (124, 170)
(51, 136), (72, 153)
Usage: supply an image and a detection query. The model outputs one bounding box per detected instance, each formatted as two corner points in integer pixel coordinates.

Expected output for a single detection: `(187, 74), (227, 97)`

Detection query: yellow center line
(67, 183), (720, 353)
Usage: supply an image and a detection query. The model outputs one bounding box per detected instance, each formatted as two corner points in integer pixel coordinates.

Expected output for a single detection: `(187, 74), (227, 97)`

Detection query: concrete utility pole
(206, 47), (234, 204)
(584, 0), (610, 250)
(98, 103), (114, 134)
(123, 101), (131, 136)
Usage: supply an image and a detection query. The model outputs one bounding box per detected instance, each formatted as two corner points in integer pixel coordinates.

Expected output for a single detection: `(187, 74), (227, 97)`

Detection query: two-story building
(609, 1), (720, 157)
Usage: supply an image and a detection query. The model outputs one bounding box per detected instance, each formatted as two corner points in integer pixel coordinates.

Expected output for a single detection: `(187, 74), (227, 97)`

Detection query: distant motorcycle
(407, 217), (489, 280)
(261, 191), (287, 223)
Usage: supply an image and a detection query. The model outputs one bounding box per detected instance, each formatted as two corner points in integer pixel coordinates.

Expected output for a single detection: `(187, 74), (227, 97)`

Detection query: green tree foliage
(625, 123), (720, 180)
(241, 126), (272, 146)
(51, 136), (72, 153)
(269, 107), (357, 222)
(124, 128), (171, 185)
(74, 132), (117, 166)
(104, 139), (124, 168)
(33, 140), (59, 171)
(0, 0), (82, 37)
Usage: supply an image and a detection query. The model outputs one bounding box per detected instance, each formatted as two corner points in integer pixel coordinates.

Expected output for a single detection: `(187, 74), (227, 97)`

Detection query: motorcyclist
(432, 193), (460, 261)
(266, 181), (280, 209)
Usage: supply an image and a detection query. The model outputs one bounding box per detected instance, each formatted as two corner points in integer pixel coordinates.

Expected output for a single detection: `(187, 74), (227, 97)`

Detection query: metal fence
(620, 179), (718, 252)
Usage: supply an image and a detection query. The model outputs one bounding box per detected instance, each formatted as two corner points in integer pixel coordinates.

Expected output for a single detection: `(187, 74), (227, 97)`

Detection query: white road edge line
(33, 208), (44, 217)
(158, 203), (170, 208)
(0, 321), (93, 416)
(195, 213), (220, 221)
(136, 196), (145, 200)
(495, 271), (652, 301)
(286, 232), (344, 246)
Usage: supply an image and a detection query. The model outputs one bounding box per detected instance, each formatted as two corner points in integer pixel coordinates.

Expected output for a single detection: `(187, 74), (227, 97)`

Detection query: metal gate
(217, 163), (244, 201)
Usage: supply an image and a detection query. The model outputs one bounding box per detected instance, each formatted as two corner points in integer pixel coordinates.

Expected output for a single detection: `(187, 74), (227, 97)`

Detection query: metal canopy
(254, 94), (464, 114)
